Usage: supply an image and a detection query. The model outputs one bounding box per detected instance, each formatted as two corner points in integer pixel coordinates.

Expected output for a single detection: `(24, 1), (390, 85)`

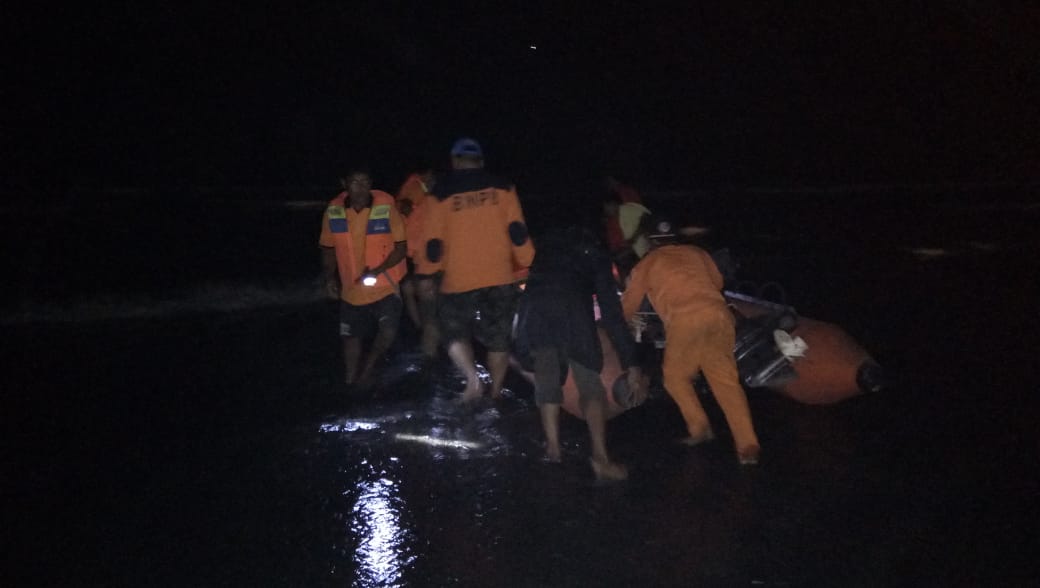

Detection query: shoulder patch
(327, 206), (348, 233)
(427, 238), (444, 263)
(367, 205), (391, 234)
(508, 221), (529, 246)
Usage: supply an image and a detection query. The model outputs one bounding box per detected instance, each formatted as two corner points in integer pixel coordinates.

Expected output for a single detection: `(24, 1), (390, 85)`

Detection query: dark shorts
(401, 258), (418, 282)
(438, 284), (518, 352)
(339, 295), (402, 339)
(531, 347), (606, 406)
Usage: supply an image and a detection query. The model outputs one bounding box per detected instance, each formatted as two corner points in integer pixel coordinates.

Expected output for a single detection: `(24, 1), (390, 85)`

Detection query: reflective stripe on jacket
(322, 190), (406, 302)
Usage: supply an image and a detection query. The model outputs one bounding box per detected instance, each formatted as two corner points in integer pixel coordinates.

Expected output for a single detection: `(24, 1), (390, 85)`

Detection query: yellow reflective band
(369, 204), (391, 219)
(327, 205), (346, 219)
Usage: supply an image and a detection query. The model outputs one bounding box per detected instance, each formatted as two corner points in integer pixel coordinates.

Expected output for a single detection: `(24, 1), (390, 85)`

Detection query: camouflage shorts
(438, 284), (519, 352)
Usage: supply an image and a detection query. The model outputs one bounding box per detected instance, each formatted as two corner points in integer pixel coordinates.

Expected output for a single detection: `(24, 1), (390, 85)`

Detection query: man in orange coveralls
(423, 138), (535, 403)
(396, 168), (440, 359)
(620, 219), (761, 465)
(320, 169), (408, 392)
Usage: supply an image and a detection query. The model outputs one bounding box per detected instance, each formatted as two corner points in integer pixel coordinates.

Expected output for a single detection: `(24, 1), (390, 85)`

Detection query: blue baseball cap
(450, 137), (483, 158)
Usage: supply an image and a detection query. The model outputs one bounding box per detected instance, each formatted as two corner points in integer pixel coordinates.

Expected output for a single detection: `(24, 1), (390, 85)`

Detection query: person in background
(396, 168), (440, 359)
(514, 221), (645, 480)
(602, 195), (652, 283)
(423, 138), (535, 403)
(320, 169), (408, 392)
(397, 168), (435, 213)
(620, 218), (761, 465)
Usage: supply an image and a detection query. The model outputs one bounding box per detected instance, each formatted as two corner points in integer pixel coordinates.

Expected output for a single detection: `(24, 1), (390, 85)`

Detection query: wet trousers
(662, 307), (759, 451)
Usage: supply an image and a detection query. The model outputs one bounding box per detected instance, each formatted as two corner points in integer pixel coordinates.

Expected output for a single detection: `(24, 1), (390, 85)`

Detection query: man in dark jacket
(515, 223), (645, 480)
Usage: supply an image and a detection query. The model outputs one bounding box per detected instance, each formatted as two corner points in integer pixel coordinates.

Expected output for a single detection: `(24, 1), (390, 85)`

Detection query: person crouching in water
(515, 222), (646, 480)
(620, 218), (761, 465)
(320, 169), (408, 393)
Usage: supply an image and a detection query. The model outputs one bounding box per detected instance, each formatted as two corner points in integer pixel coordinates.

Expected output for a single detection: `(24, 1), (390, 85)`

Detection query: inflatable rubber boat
(558, 288), (885, 419)
(721, 289), (885, 404)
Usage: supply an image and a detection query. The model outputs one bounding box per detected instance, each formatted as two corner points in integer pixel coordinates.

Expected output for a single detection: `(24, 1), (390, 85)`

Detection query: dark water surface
(4, 191), (1039, 586)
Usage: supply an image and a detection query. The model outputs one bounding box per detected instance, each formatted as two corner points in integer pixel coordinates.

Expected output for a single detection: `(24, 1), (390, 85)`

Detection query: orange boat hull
(554, 294), (882, 418)
(726, 294), (882, 405)
(774, 317), (875, 404)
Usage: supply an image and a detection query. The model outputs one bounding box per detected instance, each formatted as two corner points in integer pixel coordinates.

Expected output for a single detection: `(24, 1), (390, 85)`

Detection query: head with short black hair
(341, 169), (373, 204)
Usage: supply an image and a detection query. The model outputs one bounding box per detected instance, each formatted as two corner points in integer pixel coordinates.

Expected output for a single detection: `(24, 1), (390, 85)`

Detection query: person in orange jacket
(396, 168), (440, 359)
(423, 138), (535, 402)
(397, 168), (435, 213)
(320, 169), (408, 392)
(620, 219), (761, 465)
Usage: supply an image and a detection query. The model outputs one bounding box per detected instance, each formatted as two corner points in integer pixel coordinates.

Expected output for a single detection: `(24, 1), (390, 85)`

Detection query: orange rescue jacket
(396, 173), (430, 208)
(320, 190), (406, 303)
(424, 169), (535, 293)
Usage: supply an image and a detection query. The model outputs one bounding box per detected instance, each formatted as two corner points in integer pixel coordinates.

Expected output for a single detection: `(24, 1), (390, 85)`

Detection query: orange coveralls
(621, 244), (759, 453)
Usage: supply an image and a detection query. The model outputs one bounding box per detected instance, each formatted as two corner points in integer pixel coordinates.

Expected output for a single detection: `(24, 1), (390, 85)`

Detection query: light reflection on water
(318, 420), (381, 433)
(315, 367), (537, 585)
(351, 474), (413, 587)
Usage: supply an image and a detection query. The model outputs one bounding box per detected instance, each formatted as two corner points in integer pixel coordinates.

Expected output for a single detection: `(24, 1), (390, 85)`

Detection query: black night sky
(4, 2), (1038, 195)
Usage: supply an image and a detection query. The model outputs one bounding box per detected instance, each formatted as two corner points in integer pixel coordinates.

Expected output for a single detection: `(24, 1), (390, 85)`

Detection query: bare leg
(532, 348), (563, 461)
(569, 360), (627, 480)
(447, 339), (482, 402)
(358, 317), (397, 384)
(538, 403), (562, 462)
(582, 389), (628, 481)
(417, 278), (440, 359)
(486, 350), (509, 399)
(401, 279), (421, 329)
(420, 318), (440, 360)
(343, 336), (362, 385)
(582, 395), (611, 464)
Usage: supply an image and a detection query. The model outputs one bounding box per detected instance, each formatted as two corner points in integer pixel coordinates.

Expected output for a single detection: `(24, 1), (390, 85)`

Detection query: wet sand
(4, 191), (1039, 586)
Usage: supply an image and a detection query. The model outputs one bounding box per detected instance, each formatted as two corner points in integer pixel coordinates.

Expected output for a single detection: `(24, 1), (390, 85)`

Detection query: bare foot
(590, 458), (628, 481)
(544, 444), (562, 463)
(678, 428), (716, 447)
(457, 380), (484, 404)
(737, 444), (761, 466)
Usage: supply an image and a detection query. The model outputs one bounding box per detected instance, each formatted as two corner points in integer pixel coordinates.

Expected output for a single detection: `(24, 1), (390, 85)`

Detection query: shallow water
(4, 191), (1039, 586)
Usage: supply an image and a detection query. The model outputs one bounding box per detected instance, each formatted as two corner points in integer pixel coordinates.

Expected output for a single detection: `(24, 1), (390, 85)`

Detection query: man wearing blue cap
(423, 138), (535, 402)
